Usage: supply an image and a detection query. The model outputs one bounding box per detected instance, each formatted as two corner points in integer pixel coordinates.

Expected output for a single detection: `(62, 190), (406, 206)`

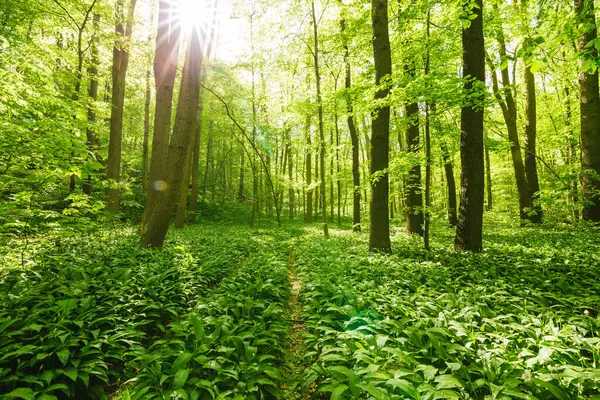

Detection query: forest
(1, 0), (600, 398)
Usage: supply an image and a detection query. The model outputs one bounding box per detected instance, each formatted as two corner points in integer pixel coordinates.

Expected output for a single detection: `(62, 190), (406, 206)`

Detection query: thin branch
(51, 0), (80, 30)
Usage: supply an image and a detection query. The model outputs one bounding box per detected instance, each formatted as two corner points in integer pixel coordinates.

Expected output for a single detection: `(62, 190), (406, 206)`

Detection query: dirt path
(283, 239), (311, 398)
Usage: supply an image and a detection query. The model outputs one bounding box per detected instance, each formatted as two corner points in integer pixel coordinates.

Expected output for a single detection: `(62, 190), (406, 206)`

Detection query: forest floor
(1, 211), (600, 399)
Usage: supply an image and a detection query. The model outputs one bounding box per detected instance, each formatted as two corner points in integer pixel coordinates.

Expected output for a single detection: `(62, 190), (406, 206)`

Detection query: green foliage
(119, 228), (293, 399)
(0, 224), (291, 399)
(295, 218), (600, 399)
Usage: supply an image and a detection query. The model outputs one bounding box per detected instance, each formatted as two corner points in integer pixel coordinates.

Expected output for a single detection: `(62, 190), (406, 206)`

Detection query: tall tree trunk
(524, 48), (543, 222)
(305, 116), (313, 223)
(441, 143), (458, 225)
(455, 0), (485, 252)
(336, 108), (341, 226)
(71, 0), (99, 192)
(369, 0), (392, 253)
(485, 139), (493, 211)
(564, 85), (579, 220)
(314, 150), (319, 216)
(140, 25), (203, 248)
(424, 102), (431, 249)
(142, 0), (182, 222)
(487, 30), (531, 221)
(107, 0), (137, 212)
(188, 96), (204, 221)
(188, 2), (218, 222)
(404, 64), (424, 235)
(423, 8), (432, 250)
(330, 127), (334, 224)
(342, 19), (361, 232)
(175, 147), (192, 228)
(203, 122), (213, 196)
(83, 13), (100, 195)
(238, 145), (245, 201)
(576, 0), (600, 222)
(287, 133), (295, 219)
(142, 67), (151, 196)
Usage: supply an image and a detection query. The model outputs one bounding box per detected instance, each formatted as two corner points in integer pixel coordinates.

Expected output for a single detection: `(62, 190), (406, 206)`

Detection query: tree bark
(142, 68), (151, 196)
(369, 0), (392, 253)
(188, 2), (218, 222)
(564, 85), (579, 220)
(455, 0), (485, 252)
(576, 0), (600, 222)
(485, 139), (493, 211)
(423, 9), (432, 250)
(107, 0), (137, 212)
(305, 116), (313, 223)
(238, 145), (245, 201)
(188, 97), (203, 222)
(203, 121), (213, 196)
(83, 13), (100, 195)
(441, 143), (458, 225)
(175, 146), (192, 228)
(524, 48), (543, 222)
(487, 29), (531, 221)
(288, 134), (295, 219)
(140, 25), (202, 248)
(404, 63), (424, 236)
(142, 0), (181, 221)
(311, 0), (328, 236)
(342, 20), (361, 232)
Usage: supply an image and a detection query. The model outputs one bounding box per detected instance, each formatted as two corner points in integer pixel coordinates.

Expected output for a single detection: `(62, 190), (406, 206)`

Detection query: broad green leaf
(173, 369), (191, 389)
(4, 387), (35, 400)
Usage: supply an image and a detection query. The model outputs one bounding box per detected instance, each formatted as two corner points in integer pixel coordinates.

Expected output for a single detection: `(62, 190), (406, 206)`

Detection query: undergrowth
(294, 218), (600, 399)
(1, 213), (599, 399)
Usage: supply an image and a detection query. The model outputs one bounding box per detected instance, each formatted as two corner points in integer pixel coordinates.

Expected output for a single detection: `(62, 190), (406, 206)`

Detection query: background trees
(1, 0), (599, 252)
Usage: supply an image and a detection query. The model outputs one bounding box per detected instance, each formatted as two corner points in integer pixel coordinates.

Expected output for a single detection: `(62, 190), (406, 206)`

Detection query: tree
(83, 13), (100, 195)
(141, 0), (181, 224)
(305, 114), (313, 223)
(141, 23), (203, 247)
(106, 0), (137, 212)
(369, 0), (392, 253)
(142, 67), (151, 196)
(521, 0), (543, 223)
(404, 62), (424, 236)
(188, 0), (218, 223)
(575, 0), (600, 222)
(455, 0), (485, 252)
(311, 0), (328, 237)
(487, 28), (531, 223)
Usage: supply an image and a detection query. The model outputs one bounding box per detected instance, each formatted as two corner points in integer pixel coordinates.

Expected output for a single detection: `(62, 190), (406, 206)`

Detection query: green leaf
(173, 369), (191, 389)
(37, 395), (58, 400)
(56, 349), (70, 365)
(172, 352), (193, 370)
(435, 374), (464, 390)
(244, 345), (257, 362)
(44, 383), (70, 396)
(328, 366), (353, 381)
(331, 384), (349, 400)
(191, 315), (205, 341)
(532, 378), (567, 400)
(386, 379), (420, 399)
(434, 390), (461, 399)
(4, 387), (35, 400)
(529, 60), (543, 73)
(64, 367), (78, 382)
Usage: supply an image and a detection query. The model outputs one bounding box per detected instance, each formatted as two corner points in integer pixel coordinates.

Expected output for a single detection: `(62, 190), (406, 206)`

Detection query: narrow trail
(283, 238), (310, 398)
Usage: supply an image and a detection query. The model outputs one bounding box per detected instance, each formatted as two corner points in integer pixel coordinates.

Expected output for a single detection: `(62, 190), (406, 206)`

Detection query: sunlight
(177, 0), (208, 34)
